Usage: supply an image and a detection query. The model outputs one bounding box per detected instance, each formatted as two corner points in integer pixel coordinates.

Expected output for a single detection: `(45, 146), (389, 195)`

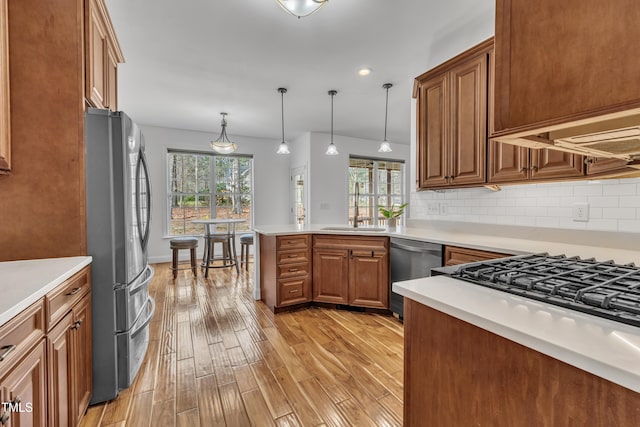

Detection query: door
(449, 54), (487, 186)
(290, 166), (307, 225)
(417, 74), (449, 188)
(349, 251), (388, 309)
(530, 149), (584, 180)
(72, 294), (92, 427)
(116, 112), (147, 284)
(488, 141), (529, 182)
(312, 248), (349, 304)
(47, 312), (73, 427)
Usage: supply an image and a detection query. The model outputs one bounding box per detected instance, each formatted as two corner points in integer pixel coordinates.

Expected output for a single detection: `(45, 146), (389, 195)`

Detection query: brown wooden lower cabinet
(0, 340), (47, 426)
(313, 235), (389, 309)
(444, 245), (510, 266)
(404, 299), (640, 426)
(0, 266), (92, 427)
(47, 292), (92, 427)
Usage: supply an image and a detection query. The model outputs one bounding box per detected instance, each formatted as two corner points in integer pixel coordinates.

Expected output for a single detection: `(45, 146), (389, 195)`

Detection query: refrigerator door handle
(136, 150), (152, 251)
(131, 297), (155, 339)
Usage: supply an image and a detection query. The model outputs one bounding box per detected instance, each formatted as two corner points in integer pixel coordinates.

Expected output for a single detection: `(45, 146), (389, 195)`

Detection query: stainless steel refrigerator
(85, 108), (155, 404)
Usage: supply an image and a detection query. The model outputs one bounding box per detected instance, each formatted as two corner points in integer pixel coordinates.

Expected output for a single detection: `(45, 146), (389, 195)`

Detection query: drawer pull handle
(0, 411), (9, 424)
(0, 345), (16, 362)
(287, 255), (297, 258)
(289, 268), (299, 272)
(66, 287), (82, 296)
(288, 290), (299, 293)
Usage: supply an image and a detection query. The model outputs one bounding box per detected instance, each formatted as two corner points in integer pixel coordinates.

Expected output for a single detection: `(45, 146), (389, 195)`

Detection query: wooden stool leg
(172, 248), (178, 279)
(190, 247), (197, 276)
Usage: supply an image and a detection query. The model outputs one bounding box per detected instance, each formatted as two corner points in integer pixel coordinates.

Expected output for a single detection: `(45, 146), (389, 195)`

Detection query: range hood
(492, 113), (640, 168)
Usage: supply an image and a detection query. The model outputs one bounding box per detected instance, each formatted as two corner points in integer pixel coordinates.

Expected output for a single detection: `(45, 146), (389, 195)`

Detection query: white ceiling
(106, 0), (495, 146)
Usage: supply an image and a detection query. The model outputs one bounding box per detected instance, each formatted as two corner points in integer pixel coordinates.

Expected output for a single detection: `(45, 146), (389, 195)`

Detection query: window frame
(166, 149), (254, 237)
(348, 156), (406, 227)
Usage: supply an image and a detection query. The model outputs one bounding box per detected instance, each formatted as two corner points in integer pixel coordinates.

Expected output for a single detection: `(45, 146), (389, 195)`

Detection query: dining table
(191, 218), (247, 276)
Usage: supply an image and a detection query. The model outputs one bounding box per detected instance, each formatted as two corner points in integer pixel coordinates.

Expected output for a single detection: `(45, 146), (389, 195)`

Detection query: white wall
(141, 125), (290, 262)
(308, 132), (411, 224)
(410, 178), (640, 233)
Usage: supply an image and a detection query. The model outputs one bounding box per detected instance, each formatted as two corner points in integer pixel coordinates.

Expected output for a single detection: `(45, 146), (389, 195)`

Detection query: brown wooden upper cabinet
(415, 39), (492, 189)
(0, 0), (10, 174)
(493, 0), (640, 136)
(85, 0), (124, 110)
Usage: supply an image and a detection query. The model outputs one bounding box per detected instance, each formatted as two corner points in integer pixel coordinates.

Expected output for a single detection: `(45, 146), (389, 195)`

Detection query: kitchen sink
(321, 226), (386, 232)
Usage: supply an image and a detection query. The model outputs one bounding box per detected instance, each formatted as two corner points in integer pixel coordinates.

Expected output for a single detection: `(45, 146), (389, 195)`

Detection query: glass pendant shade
(210, 113), (238, 154)
(276, 0), (327, 18)
(378, 83), (393, 153)
(276, 88), (291, 154)
(378, 141), (392, 153)
(325, 90), (339, 155)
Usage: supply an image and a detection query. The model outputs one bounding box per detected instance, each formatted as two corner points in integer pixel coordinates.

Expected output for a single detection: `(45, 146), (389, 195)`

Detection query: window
(348, 157), (405, 226)
(168, 151), (253, 235)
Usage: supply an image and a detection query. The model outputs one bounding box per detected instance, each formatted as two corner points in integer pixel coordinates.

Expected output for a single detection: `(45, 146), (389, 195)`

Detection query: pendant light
(210, 113), (237, 154)
(325, 90), (339, 156)
(276, 88), (291, 154)
(378, 83), (393, 153)
(276, 0), (327, 19)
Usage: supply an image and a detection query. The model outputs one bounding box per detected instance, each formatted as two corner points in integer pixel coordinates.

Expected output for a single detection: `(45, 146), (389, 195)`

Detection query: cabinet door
(0, 340), (47, 427)
(530, 149), (584, 180)
(312, 249), (349, 304)
(86, 1), (108, 108)
(349, 251), (389, 309)
(586, 157), (631, 175)
(72, 294), (92, 427)
(416, 74), (449, 188)
(47, 311), (74, 427)
(488, 141), (529, 183)
(105, 44), (118, 110)
(449, 55), (487, 186)
(0, 0), (9, 174)
(494, 0), (640, 133)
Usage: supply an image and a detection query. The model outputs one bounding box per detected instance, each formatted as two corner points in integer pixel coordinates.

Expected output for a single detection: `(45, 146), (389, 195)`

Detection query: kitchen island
(394, 275), (640, 426)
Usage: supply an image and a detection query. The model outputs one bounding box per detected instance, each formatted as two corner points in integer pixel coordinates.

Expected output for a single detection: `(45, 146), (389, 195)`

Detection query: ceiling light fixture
(276, 88), (290, 154)
(325, 90), (339, 156)
(358, 68), (372, 76)
(378, 83), (393, 153)
(210, 112), (237, 154)
(276, 0), (328, 19)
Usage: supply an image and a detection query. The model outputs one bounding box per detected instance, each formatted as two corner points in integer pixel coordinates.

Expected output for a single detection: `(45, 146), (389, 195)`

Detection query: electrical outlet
(572, 203), (589, 222)
(427, 203), (439, 215)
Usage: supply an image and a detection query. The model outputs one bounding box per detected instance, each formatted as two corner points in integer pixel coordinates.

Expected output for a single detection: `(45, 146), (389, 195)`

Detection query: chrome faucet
(353, 181), (359, 228)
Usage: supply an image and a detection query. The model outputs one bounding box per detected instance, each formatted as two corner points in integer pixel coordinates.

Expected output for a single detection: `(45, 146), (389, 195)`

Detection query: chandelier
(276, 0), (328, 18)
(210, 113), (237, 154)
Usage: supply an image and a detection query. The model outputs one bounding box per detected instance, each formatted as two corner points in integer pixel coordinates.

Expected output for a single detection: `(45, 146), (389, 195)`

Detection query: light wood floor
(80, 262), (405, 427)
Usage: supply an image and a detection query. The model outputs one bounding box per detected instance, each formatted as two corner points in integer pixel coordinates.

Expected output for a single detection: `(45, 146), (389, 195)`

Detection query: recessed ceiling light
(358, 68), (372, 76)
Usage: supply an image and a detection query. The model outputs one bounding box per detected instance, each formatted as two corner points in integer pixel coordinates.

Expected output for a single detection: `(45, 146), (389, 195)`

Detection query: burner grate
(452, 254), (640, 327)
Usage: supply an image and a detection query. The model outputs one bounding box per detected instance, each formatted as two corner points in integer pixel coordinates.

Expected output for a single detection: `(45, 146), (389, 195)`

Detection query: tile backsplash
(410, 178), (640, 233)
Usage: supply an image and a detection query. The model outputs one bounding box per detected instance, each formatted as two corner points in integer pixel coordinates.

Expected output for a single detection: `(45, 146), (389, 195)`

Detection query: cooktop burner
(452, 254), (640, 327)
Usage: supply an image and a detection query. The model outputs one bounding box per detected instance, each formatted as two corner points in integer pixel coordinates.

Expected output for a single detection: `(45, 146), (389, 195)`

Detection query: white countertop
(253, 223), (640, 265)
(0, 256), (92, 325)
(393, 276), (640, 393)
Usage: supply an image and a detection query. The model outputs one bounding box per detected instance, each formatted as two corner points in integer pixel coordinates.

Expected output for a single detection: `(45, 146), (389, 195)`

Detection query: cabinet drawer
(45, 268), (91, 331)
(0, 299), (45, 374)
(444, 245), (510, 266)
(277, 235), (309, 251)
(277, 262), (310, 278)
(314, 235), (388, 251)
(277, 250), (310, 265)
(278, 276), (311, 306)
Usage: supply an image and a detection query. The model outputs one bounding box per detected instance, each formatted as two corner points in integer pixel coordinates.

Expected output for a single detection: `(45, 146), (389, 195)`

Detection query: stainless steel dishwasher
(390, 238), (443, 319)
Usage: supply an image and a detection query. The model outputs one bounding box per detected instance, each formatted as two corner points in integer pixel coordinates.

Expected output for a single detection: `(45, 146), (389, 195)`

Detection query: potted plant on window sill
(379, 203), (408, 230)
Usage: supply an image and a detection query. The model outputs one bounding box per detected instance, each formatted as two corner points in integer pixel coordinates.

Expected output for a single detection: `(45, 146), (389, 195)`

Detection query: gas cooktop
(452, 253), (640, 328)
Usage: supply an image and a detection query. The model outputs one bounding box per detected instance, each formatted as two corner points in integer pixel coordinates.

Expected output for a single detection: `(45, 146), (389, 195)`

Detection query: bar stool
(202, 222), (239, 277)
(169, 237), (198, 279)
(239, 233), (254, 270)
